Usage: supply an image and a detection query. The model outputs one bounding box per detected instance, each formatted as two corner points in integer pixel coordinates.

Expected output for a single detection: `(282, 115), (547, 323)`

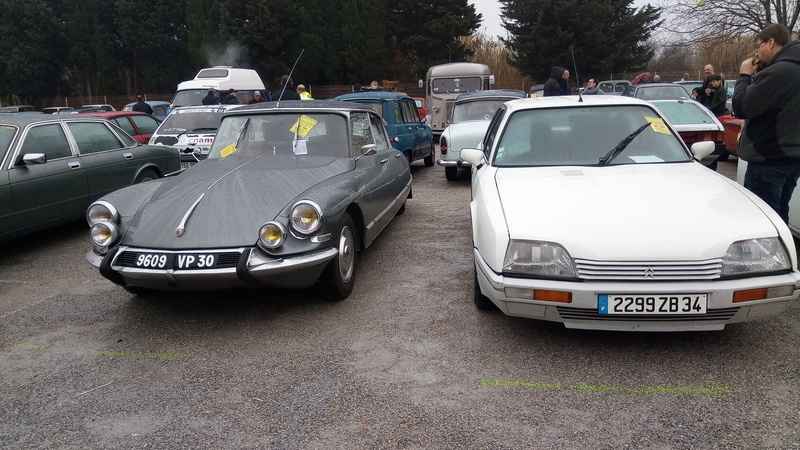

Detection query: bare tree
(662, 0), (799, 42)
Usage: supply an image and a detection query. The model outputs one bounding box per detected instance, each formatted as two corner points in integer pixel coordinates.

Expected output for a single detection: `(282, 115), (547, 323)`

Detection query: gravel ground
(1, 154), (798, 449)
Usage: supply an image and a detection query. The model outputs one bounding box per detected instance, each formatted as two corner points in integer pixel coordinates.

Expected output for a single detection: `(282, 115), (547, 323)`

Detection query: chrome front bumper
(436, 158), (471, 168)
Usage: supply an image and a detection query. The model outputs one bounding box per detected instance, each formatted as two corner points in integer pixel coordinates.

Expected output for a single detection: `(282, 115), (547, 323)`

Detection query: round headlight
(290, 201), (323, 235)
(90, 221), (119, 247)
(87, 201), (119, 226)
(259, 222), (287, 249)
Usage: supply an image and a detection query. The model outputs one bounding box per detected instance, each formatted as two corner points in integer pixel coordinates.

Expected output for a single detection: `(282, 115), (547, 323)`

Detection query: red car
(78, 111), (161, 145)
(413, 97), (427, 120)
(718, 115), (743, 156)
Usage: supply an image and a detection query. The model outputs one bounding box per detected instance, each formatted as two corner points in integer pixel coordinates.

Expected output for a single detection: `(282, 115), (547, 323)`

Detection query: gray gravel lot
(1, 156), (798, 449)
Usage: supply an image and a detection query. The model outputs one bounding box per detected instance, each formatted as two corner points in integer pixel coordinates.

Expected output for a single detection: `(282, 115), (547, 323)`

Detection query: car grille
(574, 258), (722, 281)
(556, 306), (740, 322)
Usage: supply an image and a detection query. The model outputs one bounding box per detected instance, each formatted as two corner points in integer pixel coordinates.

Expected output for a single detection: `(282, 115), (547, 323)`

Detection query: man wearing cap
(202, 89), (218, 105)
(223, 88), (239, 104)
(297, 84), (313, 100)
(249, 91), (265, 104)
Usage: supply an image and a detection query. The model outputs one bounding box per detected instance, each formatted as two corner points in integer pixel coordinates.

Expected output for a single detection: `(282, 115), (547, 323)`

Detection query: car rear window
(651, 101), (717, 125)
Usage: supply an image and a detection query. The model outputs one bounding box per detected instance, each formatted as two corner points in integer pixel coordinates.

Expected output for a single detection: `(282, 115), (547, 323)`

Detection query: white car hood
(494, 163), (781, 260)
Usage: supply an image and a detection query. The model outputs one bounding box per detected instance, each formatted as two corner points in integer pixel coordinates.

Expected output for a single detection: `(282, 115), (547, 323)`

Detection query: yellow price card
(289, 115), (318, 137)
(220, 143), (237, 158)
(645, 116), (671, 135)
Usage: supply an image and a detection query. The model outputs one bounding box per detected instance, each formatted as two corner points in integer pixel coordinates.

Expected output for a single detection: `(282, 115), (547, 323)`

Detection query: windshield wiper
(177, 127), (217, 138)
(599, 122), (650, 166)
(233, 118), (250, 153)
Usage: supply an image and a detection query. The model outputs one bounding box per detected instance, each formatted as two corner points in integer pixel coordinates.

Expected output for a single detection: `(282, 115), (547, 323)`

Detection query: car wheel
(445, 166), (458, 181)
(395, 200), (406, 216)
(423, 144), (435, 167)
(405, 151), (413, 165)
(473, 265), (496, 310)
(134, 168), (159, 184)
(322, 213), (358, 301)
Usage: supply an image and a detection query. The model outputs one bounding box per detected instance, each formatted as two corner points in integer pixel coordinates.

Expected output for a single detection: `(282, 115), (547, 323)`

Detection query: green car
(0, 114), (180, 241)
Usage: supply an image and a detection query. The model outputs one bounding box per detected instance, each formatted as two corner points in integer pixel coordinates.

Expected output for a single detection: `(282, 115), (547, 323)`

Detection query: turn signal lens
(534, 290), (572, 303)
(90, 221), (119, 247)
(259, 222), (286, 249)
(733, 285), (795, 303)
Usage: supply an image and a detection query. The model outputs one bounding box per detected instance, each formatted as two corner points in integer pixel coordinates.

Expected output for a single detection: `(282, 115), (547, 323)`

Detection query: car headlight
(259, 222), (287, 249)
(87, 201), (119, 226)
(90, 221), (120, 247)
(503, 240), (578, 278)
(722, 237), (790, 276)
(290, 201), (322, 235)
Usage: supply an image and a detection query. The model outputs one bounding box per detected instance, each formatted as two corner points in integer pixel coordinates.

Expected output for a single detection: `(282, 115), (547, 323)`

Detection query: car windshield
(651, 101), (717, 125)
(492, 105), (690, 167)
(451, 99), (508, 123)
(635, 86), (689, 100)
(207, 112), (350, 159)
(431, 77), (483, 94)
(171, 89), (212, 107)
(157, 108), (226, 134)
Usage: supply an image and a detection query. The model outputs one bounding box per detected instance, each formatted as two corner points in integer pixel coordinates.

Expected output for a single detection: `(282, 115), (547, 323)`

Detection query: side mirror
(420, 117), (427, 124)
(359, 144), (377, 157)
(489, 75), (495, 85)
(418, 79), (424, 89)
(460, 148), (485, 167)
(22, 153), (47, 165)
(690, 141), (715, 162)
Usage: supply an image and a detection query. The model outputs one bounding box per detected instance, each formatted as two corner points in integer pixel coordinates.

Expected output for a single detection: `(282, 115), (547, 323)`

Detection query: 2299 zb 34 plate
(598, 294), (707, 315)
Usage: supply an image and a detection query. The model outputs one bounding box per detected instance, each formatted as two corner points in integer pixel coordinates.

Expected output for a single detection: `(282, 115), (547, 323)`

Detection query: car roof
(124, 100), (172, 107)
(0, 114), (111, 127)
(79, 111), (152, 119)
(334, 92), (413, 101)
(223, 100), (375, 115)
(170, 104), (242, 113)
(454, 89), (528, 101)
(503, 94), (655, 112)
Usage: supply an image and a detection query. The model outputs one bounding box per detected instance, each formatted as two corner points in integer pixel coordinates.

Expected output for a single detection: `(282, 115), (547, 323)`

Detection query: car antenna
(277, 48), (305, 108)
(570, 45), (582, 102)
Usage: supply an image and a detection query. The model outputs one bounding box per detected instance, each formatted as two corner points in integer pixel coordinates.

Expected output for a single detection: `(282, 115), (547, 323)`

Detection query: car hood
(442, 122), (491, 156)
(120, 156), (354, 249)
(494, 163), (781, 260)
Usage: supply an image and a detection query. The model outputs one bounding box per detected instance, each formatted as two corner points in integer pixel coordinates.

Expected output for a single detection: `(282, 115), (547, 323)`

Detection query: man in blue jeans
(733, 23), (800, 223)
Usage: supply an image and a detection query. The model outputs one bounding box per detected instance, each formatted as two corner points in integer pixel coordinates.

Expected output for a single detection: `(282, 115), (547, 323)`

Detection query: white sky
(471, 0), (658, 39)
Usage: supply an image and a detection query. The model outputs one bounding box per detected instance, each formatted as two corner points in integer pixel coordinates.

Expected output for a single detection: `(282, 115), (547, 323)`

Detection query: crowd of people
(194, 75), (314, 105)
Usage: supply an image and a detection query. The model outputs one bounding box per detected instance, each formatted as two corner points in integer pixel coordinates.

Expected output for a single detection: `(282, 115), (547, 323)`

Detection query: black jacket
(709, 85), (727, 116)
(733, 40), (800, 164)
(272, 85), (301, 101)
(543, 66), (568, 97)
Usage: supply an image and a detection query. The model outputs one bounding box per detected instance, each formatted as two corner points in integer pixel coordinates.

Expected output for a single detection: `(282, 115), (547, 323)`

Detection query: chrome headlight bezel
(90, 221), (120, 248)
(503, 240), (578, 279)
(87, 201), (119, 226)
(259, 221), (287, 249)
(290, 200), (323, 235)
(722, 237), (791, 276)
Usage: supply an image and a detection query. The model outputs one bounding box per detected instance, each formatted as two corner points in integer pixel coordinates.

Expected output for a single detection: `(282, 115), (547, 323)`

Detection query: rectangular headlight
(503, 240), (578, 278)
(722, 238), (791, 276)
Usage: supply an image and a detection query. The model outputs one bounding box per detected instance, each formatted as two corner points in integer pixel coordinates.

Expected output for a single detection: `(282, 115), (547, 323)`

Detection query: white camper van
(171, 66), (267, 108)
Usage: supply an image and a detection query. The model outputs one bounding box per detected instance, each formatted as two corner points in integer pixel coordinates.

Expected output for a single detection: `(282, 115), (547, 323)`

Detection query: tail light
(440, 137), (448, 156)
(679, 131), (724, 144)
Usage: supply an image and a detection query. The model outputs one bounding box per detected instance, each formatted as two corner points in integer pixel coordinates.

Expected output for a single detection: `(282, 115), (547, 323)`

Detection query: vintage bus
(425, 62), (494, 137)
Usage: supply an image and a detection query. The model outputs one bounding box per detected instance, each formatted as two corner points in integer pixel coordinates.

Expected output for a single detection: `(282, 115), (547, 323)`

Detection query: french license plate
(130, 252), (219, 270)
(598, 294), (707, 315)
(180, 161), (195, 169)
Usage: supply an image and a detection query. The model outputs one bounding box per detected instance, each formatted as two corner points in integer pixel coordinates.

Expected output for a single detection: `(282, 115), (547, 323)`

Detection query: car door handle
(394, 153), (402, 158)
(68, 162), (81, 170)
(123, 152), (133, 160)
(380, 158), (389, 164)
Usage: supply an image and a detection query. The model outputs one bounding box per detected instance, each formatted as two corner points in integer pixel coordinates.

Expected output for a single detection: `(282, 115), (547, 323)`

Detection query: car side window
(131, 115), (159, 134)
(112, 117), (136, 136)
(401, 100), (420, 122)
(19, 124), (72, 161)
(483, 107), (506, 157)
(393, 101), (405, 124)
(153, 106), (167, 117)
(67, 122), (124, 154)
(368, 113), (390, 150)
(350, 112), (376, 154)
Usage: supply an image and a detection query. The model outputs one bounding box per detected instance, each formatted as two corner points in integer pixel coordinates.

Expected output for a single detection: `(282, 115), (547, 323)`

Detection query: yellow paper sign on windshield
(289, 115), (318, 137)
(220, 143), (237, 158)
(645, 116), (670, 135)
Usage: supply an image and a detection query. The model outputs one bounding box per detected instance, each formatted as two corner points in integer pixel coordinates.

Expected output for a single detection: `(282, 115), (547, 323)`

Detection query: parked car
(334, 92), (435, 166)
(528, 84), (545, 97)
(0, 105), (36, 113)
(718, 115), (743, 155)
(462, 95), (799, 331)
(81, 104), (115, 111)
(78, 111), (162, 145)
(649, 99), (726, 169)
(413, 97), (427, 119)
(122, 100), (171, 120)
(622, 83), (690, 100)
(85, 100), (412, 300)
(675, 80), (703, 98)
(41, 107), (74, 114)
(597, 80), (631, 95)
(438, 89), (527, 181)
(149, 104), (241, 167)
(0, 114), (180, 241)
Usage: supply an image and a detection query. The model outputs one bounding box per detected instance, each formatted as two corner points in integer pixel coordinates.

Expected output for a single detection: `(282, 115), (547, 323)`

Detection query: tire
(445, 166), (458, 181)
(473, 265), (496, 310)
(405, 151), (413, 166)
(322, 214), (358, 301)
(423, 144), (435, 167)
(717, 150), (730, 162)
(134, 168), (159, 184)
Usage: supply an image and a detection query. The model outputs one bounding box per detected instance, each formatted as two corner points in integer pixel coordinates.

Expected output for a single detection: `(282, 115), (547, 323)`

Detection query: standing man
(543, 66), (569, 96)
(273, 75), (301, 101)
(700, 64), (716, 107)
(202, 89), (218, 105)
(132, 95), (153, 115)
(297, 84), (313, 100)
(732, 23), (800, 223)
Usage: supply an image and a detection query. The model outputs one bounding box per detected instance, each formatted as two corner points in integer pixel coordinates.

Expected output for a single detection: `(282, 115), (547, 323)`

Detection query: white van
(170, 66), (267, 108)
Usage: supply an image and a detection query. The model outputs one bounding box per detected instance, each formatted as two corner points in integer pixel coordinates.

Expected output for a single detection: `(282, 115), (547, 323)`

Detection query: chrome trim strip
(175, 193), (205, 237)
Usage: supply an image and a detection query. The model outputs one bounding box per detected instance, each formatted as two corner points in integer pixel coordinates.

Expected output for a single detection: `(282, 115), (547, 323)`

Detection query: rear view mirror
(22, 153), (47, 165)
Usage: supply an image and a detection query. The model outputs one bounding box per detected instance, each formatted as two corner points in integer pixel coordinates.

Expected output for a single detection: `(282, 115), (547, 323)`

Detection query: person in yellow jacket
(297, 84), (313, 100)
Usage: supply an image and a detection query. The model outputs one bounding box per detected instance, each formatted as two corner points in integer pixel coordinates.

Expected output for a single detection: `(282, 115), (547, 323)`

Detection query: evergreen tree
(500, 0), (661, 82)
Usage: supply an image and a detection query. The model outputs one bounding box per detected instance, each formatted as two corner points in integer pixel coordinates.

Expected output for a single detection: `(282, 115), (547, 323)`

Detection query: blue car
(123, 101), (172, 121)
(334, 92), (434, 166)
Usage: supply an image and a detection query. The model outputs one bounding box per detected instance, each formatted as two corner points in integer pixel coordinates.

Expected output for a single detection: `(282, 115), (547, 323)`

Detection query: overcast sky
(471, 0), (658, 39)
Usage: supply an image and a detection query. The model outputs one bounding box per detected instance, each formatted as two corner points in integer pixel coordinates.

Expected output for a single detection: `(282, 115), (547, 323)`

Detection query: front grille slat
(575, 258), (723, 281)
(557, 306), (740, 322)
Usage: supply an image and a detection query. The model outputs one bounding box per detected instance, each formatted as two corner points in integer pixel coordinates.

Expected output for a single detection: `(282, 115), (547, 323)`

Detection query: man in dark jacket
(543, 66), (569, 96)
(733, 23), (800, 222)
(272, 75), (301, 101)
(201, 89), (218, 105)
(131, 95), (153, 115)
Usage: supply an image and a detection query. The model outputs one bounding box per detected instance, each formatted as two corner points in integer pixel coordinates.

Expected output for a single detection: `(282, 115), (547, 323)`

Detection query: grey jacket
(732, 40), (800, 164)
